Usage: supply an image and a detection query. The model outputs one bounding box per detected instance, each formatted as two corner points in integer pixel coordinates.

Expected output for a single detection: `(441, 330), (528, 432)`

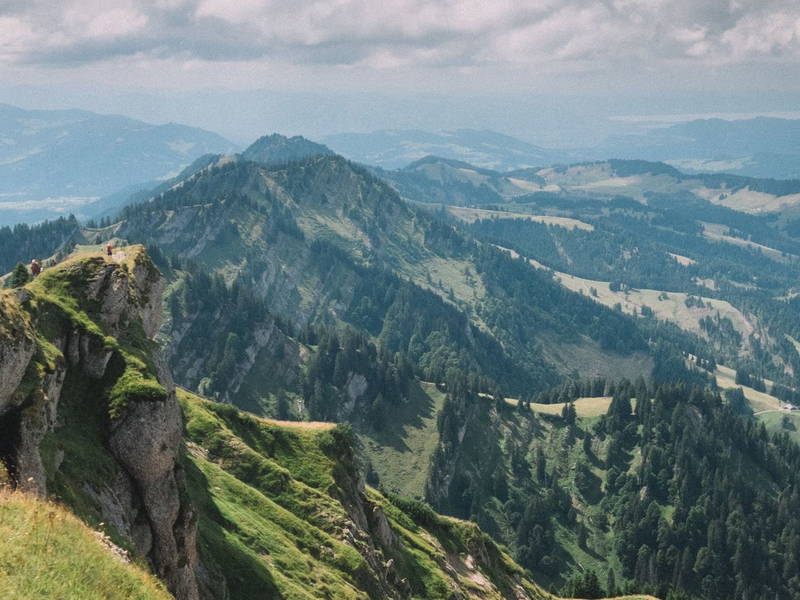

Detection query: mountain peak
(241, 133), (334, 167)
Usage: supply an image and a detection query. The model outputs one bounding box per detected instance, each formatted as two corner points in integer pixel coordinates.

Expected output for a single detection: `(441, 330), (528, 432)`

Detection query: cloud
(0, 0), (799, 72)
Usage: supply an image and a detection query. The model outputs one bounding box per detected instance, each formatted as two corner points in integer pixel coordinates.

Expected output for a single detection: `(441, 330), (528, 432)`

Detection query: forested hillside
(424, 376), (800, 600)
(116, 144), (653, 406)
(462, 193), (800, 389)
(0, 216), (80, 273)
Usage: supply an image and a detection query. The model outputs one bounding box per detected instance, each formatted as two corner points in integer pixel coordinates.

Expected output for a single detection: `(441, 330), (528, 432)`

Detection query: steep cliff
(0, 246), (198, 600)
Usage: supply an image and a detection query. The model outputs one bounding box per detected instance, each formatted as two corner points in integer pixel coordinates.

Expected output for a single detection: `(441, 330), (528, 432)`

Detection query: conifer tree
(10, 262), (29, 287)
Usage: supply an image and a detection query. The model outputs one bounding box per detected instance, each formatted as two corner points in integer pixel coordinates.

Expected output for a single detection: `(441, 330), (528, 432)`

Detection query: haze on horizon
(1, 0), (799, 145)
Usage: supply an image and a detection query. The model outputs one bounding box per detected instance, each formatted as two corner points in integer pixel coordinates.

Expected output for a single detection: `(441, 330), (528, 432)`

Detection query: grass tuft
(0, 490), (171, 600)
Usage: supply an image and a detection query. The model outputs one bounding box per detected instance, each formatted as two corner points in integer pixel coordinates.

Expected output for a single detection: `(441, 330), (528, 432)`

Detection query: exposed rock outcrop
(0, 293), (36, 416)
(109, 394), (198, 599)
(0, 247), (198, 600)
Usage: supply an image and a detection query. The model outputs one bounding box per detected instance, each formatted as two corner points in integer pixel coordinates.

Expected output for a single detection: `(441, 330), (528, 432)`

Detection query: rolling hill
(377, 156), (800, 215)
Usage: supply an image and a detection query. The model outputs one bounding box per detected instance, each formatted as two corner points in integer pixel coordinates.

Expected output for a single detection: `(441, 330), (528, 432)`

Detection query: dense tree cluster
(609, 386), (800, 600)
(0, 215), (79, 274)
(300, 326), (413, 427)
(426, 381), (800, 600)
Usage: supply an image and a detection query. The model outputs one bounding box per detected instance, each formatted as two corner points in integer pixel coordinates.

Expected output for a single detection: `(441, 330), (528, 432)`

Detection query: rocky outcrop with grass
(0, 246), (198, 600)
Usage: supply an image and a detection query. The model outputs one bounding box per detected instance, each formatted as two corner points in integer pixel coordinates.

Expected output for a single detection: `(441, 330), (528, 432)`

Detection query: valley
(3, 134), (800, 600)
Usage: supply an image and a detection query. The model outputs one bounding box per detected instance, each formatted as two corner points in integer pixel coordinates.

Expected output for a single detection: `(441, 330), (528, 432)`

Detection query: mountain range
(378, 155), (800, 215)
(0, 103), (236, 226)
(596, 117), (800, 180)
(325, 118), (800, 181)
(4, 131), (800, 600)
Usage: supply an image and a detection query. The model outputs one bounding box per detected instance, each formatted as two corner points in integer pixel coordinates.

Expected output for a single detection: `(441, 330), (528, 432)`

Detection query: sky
(1, 0), (799, 145)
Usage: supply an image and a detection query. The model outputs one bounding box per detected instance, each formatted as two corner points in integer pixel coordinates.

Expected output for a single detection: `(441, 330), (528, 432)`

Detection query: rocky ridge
(0, 246), (198, 599)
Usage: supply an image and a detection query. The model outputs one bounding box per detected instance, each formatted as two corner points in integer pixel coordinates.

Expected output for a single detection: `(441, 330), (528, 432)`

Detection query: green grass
(26, 255), (117, 346)
(714, 364), (781, 413)
(187, 454), (370, 600)
(447, 206), (594, 231)
(178, 390), (563, 600)
(529, 396), (614, 418)
(359, 381), (447, 498)
(758, 411), (800, 445)
(180, 392), (375, 599)
(0, 491), (171, 600)
(554, 270), (753, 341)
(108, 362), (166, 418)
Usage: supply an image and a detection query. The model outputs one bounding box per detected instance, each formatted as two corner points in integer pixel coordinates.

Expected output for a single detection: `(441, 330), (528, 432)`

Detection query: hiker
(106, 243), (113, 257)
(30, 259), (41, 278)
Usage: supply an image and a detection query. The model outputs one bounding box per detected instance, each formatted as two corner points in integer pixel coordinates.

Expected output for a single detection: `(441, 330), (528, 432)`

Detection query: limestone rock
(0, 304), (36, 416)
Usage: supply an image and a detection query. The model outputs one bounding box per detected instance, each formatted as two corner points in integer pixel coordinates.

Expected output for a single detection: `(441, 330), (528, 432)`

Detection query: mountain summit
(241, 133), (334, 166)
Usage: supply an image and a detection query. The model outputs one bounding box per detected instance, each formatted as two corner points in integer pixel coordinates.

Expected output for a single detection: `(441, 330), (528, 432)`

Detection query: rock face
(0, 292), (36, 416)
(109, 394), (198, 599)
(0, 247), (198, 600)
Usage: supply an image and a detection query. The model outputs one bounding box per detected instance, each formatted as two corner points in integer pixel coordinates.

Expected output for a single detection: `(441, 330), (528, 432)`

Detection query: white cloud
(0, 16), (37, 58)
(83, 7), (149, 39)
(720, 11), (800, 61)
(0, 0), (799, 75)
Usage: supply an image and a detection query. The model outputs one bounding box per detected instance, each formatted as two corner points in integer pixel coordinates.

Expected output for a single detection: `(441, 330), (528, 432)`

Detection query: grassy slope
(491, 244), (755, 359)
(758, 411), (800, 445)
(179, 388), (658, 600)
(0, 491), (171, 600)
(179, 388), (562, 600)
(446, 206), (594, 231)
(359, 381), (447, 498)
(553, 271), (754, 340)
(714, 364), (781, 412)
(529, 397), (614, 417)
(701, 222), (794, 262)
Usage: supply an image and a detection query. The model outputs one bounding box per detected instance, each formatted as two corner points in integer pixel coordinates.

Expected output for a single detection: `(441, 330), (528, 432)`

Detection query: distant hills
(325, 118), (800, 181)
(0, 103), (236, 225)
(4, 104), (800, 227)
(323, 128), (566, 171)
(377, 155), (800, 214)
(593, 117), (800, 180)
